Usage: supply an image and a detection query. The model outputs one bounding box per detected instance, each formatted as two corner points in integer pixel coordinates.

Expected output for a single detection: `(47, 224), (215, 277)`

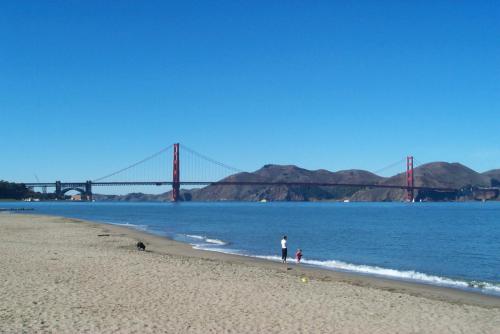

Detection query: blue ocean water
(2, 201), (500, 295)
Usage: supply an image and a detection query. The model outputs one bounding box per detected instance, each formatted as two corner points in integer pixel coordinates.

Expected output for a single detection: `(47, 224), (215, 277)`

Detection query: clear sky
(1, 1), (499, 183)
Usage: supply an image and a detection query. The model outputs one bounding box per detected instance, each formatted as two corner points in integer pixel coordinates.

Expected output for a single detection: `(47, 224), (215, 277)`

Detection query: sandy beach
(1, 213), (499, 333)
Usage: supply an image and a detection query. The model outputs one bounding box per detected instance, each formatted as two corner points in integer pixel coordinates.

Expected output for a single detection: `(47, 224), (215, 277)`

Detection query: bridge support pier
(406, 156), (414, 201)
(55, 181), (62, 199)
(85, 181), (93, 201)
(172, 143), (180, 201)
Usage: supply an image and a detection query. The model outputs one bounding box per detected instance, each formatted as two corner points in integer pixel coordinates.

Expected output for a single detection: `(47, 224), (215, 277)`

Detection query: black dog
(136, 241), (146, 251)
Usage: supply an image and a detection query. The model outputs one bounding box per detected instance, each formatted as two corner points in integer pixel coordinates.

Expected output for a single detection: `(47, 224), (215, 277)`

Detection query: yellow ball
(301, 277), (308, 283)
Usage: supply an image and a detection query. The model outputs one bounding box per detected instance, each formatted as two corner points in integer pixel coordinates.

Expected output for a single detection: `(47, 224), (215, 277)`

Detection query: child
(295, 249), (303, 263)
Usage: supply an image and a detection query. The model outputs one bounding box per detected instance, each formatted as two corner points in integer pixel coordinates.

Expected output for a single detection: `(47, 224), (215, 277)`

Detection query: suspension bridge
(23, 143), (458, 202)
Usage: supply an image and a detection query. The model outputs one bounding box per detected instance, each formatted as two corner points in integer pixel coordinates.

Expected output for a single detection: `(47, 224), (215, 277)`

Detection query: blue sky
(1, 1), (499, 183)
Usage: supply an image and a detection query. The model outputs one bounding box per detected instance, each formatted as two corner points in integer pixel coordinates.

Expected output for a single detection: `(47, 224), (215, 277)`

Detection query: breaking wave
(184, 234), (228, 246)
(255, 255), (500, 295)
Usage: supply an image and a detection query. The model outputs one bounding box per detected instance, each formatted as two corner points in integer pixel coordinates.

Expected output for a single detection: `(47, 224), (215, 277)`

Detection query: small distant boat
(343, 199), (350, 203)
(259, 199), (268, 203)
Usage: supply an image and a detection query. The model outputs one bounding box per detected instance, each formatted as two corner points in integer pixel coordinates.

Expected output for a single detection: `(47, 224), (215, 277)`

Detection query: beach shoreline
(1, 212), (499, 333)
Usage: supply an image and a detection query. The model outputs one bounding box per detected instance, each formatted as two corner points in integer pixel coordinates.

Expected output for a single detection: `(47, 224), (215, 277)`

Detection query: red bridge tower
(172, 143), (180, 201)
(406, 156), (414, 201)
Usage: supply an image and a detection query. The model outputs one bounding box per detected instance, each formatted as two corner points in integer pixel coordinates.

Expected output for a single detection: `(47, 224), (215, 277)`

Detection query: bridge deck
(23, 181), (459, 192)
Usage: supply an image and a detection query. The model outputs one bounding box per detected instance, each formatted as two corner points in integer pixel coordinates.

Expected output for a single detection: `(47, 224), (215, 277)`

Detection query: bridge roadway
(24, 181), (459, 192)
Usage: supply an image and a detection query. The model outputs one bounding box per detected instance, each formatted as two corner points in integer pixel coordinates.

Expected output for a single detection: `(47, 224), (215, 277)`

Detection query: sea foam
(184, 234), (228, 246)
(255, 255), (500, 295)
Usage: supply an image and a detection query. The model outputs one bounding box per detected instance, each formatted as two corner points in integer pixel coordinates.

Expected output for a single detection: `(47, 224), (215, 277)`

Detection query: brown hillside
(192, 164), (384, 201)
(352, 162), (490, 201)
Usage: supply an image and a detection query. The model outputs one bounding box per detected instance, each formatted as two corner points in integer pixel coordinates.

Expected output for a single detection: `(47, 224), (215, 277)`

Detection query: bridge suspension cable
(93, 144), (173, 182)
(412, 158), (439, 182)
(413, 158), (425, 168)
(373, 158), (406, 176)
(180, 144), (245, 183)
(180, 144), (244, 174)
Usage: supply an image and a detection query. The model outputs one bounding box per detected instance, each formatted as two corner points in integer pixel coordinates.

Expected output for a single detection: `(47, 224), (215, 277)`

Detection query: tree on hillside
(0, 181), (34, 200)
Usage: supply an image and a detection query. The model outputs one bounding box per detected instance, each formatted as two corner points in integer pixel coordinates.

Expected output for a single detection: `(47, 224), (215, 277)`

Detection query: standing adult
(281, 235), (288, 264)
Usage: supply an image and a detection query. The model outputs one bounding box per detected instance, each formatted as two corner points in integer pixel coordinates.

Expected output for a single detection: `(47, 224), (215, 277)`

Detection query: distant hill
(190, 165), (384, 201)
(93, 192), (170, 202)
(483, 169), (500, 187)
(93, 189), (195, 202)
(93, 162), (500, 202)
(352, 162), (492, 201)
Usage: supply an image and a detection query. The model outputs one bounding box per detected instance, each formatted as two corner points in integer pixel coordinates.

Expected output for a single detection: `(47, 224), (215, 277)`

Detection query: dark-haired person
(281, 235), (287, 264)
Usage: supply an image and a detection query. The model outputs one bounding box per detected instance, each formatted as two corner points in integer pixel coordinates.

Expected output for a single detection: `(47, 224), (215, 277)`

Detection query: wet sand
(1, 213), (499, 333)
